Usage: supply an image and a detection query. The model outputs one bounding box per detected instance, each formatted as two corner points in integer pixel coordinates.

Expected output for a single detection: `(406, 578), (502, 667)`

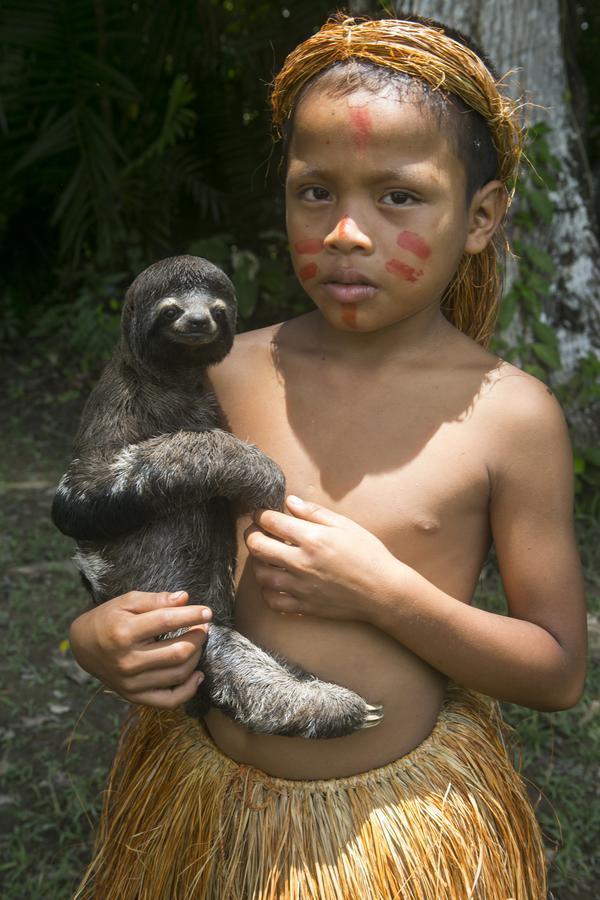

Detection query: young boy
(70, 14), (586, 899)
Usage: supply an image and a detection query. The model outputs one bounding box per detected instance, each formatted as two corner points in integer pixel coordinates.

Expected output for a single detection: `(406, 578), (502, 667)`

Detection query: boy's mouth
(321, 268), (377, 303)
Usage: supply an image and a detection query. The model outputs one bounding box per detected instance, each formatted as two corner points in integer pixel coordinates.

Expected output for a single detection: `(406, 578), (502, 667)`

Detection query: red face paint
(299, 262), (318, 281)
(338, 216), (352, 240)
(385, 259), (423, 282)
(341, 304), (358, 329)
(349, 107), (372, 150)
(396, 230), (431, 260)
(294, 238), (323, 255)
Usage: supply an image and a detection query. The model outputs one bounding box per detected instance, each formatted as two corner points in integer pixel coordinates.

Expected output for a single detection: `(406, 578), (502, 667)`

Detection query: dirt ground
(1, 354), (598, 898)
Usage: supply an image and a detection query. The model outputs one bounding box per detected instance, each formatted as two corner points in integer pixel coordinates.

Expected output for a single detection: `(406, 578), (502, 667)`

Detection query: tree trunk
(397, 0), (600, 385)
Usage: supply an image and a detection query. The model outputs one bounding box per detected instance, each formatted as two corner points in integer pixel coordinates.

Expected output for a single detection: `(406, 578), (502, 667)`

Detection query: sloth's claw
(361, 704), (384, 728)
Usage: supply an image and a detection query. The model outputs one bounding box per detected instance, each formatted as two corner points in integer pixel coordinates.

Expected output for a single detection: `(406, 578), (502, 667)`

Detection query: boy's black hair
(279, 13), (500, 203)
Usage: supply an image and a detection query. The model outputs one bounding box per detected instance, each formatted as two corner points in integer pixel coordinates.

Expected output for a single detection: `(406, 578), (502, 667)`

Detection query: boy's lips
(321, 268), (377, 303)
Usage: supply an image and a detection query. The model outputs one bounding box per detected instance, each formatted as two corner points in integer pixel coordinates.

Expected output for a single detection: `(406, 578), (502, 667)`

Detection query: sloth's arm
(52, 430), (285, 541)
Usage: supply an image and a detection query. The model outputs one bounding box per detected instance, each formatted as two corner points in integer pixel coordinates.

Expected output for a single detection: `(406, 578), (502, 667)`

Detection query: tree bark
(397, 0), (600, 383)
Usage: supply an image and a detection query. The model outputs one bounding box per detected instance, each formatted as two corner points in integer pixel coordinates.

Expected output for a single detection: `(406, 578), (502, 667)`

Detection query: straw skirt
(75, 686), (547, 899)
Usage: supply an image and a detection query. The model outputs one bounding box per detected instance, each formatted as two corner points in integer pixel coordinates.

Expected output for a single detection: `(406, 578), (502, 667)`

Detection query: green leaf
(583, 448), (600, 467)
(187, 235), (232, 269)
(524, 244), (555, 276)
(573, 457), (586, 474)
(528, 190), (553, 225)
(498, 289), (518, 330)
(532, 342), (561, 369)
(232, 267), (258, 318)
(532, 320), (560, 353)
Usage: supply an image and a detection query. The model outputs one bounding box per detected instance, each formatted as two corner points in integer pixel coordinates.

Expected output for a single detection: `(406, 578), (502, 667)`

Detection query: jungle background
(1, 1), (599, 897)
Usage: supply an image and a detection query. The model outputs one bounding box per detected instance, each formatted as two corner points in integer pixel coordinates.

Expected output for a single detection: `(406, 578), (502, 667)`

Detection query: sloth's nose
(185, 313), (215, 333)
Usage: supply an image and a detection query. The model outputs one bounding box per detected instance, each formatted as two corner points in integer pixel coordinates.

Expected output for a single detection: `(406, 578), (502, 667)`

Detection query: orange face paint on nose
(294, 238), (323, 255)
(341, 304), (358, 329)
(396, 231), (431, 260)
(349, 107), (372, 151)
(385, 259), (423, 282)
(338, 216), (352, 239)
(299, 262), (318, 281)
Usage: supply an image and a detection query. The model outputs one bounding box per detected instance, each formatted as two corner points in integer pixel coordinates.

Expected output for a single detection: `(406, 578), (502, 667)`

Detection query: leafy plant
(493, 121), (600, 515)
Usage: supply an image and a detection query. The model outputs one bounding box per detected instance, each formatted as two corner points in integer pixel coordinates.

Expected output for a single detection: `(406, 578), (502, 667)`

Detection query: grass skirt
(75, 686), (547, 899)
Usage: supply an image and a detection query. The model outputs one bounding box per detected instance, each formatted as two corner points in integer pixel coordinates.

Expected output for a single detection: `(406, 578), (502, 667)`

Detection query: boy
(70, 15), (586, 899)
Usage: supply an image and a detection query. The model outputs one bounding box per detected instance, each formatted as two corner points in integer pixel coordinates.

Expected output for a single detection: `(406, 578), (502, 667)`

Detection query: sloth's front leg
(187, 624), (383, 739)
(52, 430), (285, 541)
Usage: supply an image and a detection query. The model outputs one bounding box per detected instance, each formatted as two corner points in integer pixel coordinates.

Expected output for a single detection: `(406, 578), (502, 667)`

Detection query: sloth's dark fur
(52, 255), (383, 737)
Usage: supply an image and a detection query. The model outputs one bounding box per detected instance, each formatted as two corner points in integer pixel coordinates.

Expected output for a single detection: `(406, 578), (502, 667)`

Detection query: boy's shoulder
(474, 356), (572, 490)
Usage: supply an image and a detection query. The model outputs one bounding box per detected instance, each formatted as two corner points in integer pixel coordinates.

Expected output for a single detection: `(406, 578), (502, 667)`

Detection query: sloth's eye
(161, 306), (180, 321)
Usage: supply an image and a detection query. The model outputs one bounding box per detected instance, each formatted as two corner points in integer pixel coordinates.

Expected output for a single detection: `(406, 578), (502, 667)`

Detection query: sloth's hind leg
(190, 624), (383, 739)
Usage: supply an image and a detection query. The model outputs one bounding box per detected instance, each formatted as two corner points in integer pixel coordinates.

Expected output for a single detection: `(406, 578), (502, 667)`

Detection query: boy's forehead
(290, 86), (457, 164)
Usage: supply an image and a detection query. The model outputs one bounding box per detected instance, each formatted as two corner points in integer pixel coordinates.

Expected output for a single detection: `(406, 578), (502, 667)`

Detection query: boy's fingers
(122, 657), (202, 692)
(284, 495), (356, 527)
(134, 607), (212, 643)
(136, 628), (207, 669)
(121, 590), (189, 613)
(126, 671), (204, 710)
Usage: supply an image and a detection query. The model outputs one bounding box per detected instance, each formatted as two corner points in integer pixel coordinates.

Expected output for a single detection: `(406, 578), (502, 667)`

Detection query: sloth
(52, 255), (383, 738)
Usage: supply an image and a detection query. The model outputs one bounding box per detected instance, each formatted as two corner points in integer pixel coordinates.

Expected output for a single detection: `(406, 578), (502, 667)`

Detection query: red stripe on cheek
(341, 304), (358, 329)
(299, 262), (318, 281)
(396, 230), (431, 260)
(385, 259), (423, 282)
(350, 107), (372, 149)
(294, 239), (324, 255)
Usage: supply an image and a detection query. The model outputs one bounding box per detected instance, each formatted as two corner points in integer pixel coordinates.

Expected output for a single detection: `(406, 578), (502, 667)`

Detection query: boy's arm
(247, 377), (587, 710)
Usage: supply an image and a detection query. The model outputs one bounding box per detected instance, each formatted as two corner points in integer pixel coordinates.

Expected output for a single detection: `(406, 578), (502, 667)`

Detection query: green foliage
(493, 122), (600, 516)
(188, 231), (311, 328)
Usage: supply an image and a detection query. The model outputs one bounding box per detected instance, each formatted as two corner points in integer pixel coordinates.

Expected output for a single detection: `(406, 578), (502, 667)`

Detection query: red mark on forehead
(341, 304), (358, 329)
(294, 238), (323, 255)
(396, 231), (431, 260)
(385, 259), (423, 282)
(299, 262), (318, 281)
(349, 107), (372, 150)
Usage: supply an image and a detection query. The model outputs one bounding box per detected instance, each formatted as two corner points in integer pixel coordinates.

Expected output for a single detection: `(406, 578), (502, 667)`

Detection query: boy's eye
(381, 191), (414, 206)
(302, 186), (331, 202)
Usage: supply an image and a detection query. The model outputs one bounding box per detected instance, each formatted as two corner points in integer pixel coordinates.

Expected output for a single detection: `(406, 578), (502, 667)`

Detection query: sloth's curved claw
(361, 704), (384, 728)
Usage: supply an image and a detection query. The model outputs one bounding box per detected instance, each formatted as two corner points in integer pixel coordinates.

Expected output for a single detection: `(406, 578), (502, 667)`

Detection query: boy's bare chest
(220, 359), (492, 572)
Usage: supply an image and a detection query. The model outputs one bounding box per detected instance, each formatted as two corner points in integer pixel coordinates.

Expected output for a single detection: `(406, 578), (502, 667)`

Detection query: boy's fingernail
(196, 672), (205, 685)
(169, 591), (187, 601)
(287, 495), (303, 506)
(200, 608), (212, 620)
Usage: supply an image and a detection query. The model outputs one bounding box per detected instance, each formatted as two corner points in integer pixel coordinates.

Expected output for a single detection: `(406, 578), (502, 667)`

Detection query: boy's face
(285, 84), (501, 334)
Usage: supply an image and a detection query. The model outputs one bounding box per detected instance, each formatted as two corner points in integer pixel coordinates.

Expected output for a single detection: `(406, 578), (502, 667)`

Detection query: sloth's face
(122, 256), (238, 369)
(152, 293), (232, 347)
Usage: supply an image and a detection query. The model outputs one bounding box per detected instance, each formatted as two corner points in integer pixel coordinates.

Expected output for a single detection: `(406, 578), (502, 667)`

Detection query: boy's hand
(69, 591), (211, 709)
(245, 495), (402, 621)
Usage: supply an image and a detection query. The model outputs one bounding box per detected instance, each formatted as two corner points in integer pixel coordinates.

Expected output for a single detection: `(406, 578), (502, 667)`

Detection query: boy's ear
(464, 180), (507, 255)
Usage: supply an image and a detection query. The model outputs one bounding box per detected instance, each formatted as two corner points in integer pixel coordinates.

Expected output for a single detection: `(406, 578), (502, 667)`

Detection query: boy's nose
(324, 215), (372, 252)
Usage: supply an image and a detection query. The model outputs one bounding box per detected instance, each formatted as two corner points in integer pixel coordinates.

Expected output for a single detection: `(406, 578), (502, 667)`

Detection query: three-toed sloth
(52, 255), (383, 738)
